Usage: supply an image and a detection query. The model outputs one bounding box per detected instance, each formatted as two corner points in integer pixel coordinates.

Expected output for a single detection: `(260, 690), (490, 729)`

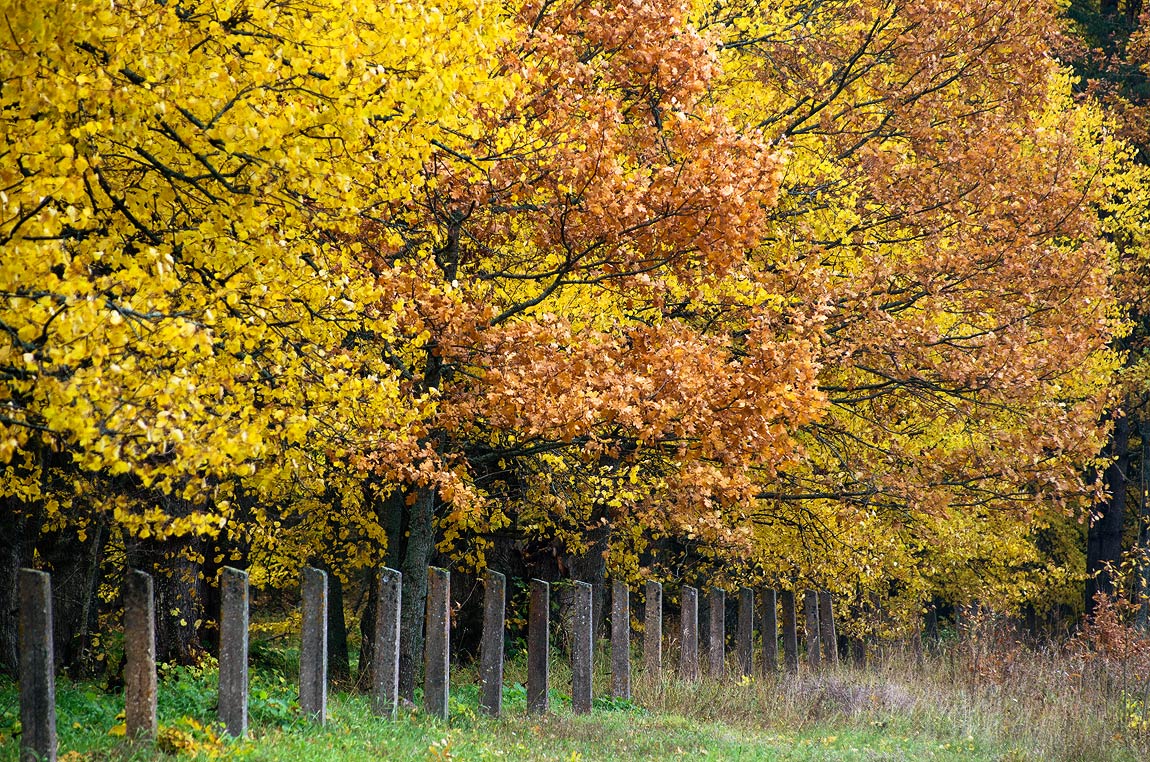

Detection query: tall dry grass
(624, 605), (1150, 762)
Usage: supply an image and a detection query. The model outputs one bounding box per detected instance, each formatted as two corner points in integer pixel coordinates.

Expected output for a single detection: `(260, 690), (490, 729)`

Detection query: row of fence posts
(14, 566), (841, 762)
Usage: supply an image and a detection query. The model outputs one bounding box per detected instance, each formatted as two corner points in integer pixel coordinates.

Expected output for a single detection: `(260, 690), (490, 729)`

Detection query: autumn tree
(356, 0), (828, 695)
(1056, 0), (1150, 616)
(2, 0), (831, 682)
(0, 0), (509, 670)
(690, 0), (1123, 622)
(3, 0), (1135, 684)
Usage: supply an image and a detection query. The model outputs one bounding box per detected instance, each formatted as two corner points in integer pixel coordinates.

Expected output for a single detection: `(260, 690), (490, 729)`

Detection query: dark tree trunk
(38, 515), (108, 677)
(1087, 413), (1132, 614)
(150, 537), (206, 665)
(399, 485), (437, 702)
(127, 494), (208, 666)
(1138, 416), (1150, 631)
(924, 601), (940, 653)
(326, 565), (350, 685)
(200, 494), (254, 655)
(394, 335), (446, 702)
(446, 572), (484, 663)
(199, 539), (222, 656)
(358, 566), (377, 691)
(0, 497), (29, 676)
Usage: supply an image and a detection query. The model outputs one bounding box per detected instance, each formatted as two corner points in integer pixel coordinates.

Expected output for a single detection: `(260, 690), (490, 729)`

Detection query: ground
(0, 643), (1146, 760)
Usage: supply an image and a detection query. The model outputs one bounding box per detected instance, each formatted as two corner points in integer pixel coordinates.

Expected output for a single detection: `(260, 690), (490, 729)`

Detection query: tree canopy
(1, 0), (1143, 674)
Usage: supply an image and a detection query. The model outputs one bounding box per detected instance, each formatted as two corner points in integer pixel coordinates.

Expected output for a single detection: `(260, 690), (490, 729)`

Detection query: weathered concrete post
(424, 567), (450, 721)
(19, 569), (55, 762)
(707, 588), (726, 679)
(680, 586), (699, 681)
(804, 590), (821, 670)
(611, 580), (630, 699)
(219, 567), (249, 736)
(643, 581), (662, 678)
(528, 579), (550, 714)
(817, 591), (839, 666)
(737, 587), (754, 678)
(300, 567), (328, 723)
(372, 567), (401, 719)
(124, 569), (157, 741)
(572, 581), (594, 714)
(761, 588), (778, 676)
(479, 570), (506, 717)
(780, 589), (799, 673)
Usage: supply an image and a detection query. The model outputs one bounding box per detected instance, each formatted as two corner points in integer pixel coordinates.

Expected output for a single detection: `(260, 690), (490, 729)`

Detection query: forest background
(5, 0), (1150, 704)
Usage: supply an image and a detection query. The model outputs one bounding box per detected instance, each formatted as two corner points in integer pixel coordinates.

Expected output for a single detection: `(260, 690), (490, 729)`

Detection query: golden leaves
(0, 0), (1126, 616)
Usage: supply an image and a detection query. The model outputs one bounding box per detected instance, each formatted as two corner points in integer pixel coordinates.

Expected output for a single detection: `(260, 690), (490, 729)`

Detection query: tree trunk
(199, 539), (222, 656)
(564, 525), (609, 647)
(1087, 412), (1131, 614)
(127, 494), (208, 667)
(358, 567), (378, 691)
(38, 515), (108, 677)
(1136, 417), (1150, 630)
(0, 497), (29, 676)
(395, 336), (446, 702)
(398, 485), (437, 702)
(151, 538), (206, 665)
(326, 565), (350, 685)
(199, 495), (252, 655)
(924, 601), (939, 651)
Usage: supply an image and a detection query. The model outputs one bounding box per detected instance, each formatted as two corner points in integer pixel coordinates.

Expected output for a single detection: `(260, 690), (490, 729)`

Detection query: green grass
(0, 671), (994, 761)
(236, 695), (991, 761)
(1, 641), (1147, 761)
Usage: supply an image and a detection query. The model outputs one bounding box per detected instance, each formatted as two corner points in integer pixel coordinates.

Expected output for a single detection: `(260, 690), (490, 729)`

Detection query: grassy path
(239, 695), (991, 761)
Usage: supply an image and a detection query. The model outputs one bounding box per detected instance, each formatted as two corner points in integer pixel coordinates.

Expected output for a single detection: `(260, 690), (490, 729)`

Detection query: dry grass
(622, 611), (1150, 762)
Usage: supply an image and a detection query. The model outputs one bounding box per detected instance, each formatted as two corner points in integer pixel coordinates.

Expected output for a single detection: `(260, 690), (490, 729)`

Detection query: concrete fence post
(572, 581), (594, 714)
(19, 569), (56, 762)
(479, 570), (506, 717)
(423, 567), (450, 721)
(300, 567), (328, 723)
(124, 569), (157, 741)
(219, 567), (249, 737)
(737, 587), (754, 678)
(817, 591), (838, 667)
(680, 586), (699, 681)
(528, 579), (550, 714)
(707, 588), (726, 679)
(761, 588), (778, 676)
(780, 589), (799, 674)
(611, 581), (631, 700)
(643, 581), (662, 678)
(372, 567), (401, 719)
(804, 590), (821, 671)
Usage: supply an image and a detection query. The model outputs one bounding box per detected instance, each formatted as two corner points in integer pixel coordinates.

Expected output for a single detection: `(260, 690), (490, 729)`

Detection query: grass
(3, 629), (1150, 761)
(0, 671), (992, 761)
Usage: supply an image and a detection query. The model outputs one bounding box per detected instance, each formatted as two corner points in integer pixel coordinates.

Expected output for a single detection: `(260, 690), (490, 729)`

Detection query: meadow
(4, 611), (1149, 762)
